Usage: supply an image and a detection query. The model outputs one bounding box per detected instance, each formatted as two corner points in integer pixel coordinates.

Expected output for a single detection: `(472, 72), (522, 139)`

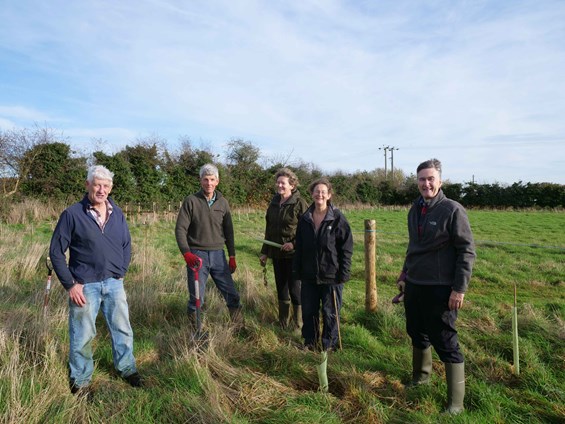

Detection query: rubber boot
(445, 362), (465, 414)
(278, 300), (291, 329)
(408, 347), (433, 387)
(292, 305), (303, 331)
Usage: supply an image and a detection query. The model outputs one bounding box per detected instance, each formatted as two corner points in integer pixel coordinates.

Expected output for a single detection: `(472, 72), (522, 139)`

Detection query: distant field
(0, 208), (563, 423)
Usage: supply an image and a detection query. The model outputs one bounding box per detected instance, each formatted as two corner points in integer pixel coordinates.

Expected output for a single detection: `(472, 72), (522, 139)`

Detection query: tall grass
(0, 208), (563, 423)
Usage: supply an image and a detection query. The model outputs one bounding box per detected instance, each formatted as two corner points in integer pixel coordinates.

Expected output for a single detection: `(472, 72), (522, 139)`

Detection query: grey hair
(87, 165), (114, 184)
(417, 158), (442, 178)
(199, 163), (219, 179)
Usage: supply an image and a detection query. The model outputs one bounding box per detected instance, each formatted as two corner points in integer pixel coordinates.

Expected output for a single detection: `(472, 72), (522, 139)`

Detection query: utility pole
(389, 147), (399, 180)
(378, 146), (389, 178)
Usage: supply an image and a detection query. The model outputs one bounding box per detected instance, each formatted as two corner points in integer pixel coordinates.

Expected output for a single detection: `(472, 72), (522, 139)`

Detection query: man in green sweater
(175, 163), (243, 328)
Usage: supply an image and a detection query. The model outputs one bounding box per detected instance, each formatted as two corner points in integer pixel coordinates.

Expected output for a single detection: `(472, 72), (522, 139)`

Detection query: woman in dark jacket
(260, 168), (308, 329)
(293, 177), (353, 351)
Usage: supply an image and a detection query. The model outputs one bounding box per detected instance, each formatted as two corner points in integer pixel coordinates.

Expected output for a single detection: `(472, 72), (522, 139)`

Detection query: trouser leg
(301, 281), (320, 348)
(100, 278), (137, 378)
(68, 282), (101, 389)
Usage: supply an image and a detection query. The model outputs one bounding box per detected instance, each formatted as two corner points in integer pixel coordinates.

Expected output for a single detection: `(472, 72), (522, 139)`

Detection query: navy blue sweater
(49, 195), (131, 290)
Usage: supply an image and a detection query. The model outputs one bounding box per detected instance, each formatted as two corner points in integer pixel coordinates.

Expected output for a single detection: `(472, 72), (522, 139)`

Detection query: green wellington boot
(445, 362), (465, 414)
(407, 347), (433, 387)
(278, 300), (291, 329)
(292, 304), (303, 331)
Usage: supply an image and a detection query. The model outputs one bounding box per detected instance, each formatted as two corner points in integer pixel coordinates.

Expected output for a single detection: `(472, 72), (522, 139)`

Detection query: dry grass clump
(4, 198), (63, 225)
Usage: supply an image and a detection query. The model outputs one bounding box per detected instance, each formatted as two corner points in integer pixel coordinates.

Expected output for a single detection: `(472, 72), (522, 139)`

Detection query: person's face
(276, 176), (294, 198)
(200, 174), (219, 197)
(86, 178), (112, 206)
(417, 167), (442, 201)
(312, 183), (331, 208)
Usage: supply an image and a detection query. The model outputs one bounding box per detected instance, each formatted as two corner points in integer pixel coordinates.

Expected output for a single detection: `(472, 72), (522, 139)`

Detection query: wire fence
(124, 203), (565, 251)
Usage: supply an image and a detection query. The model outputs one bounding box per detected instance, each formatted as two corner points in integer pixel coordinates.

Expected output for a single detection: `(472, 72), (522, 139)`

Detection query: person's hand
(396, 271), (407, 292)
(281, 242), (294, 252)
(229, 256), (237, 273)
(449, 290), (465, 310)
(68, 283), (86, 307)
(259, 255), (267, 267)
(396, 280), (406, 293)
(183, 252), (202, 270)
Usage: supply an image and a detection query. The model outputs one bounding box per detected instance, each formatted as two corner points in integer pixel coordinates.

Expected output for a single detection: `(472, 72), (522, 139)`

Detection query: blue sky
(1, 0), (564, 184)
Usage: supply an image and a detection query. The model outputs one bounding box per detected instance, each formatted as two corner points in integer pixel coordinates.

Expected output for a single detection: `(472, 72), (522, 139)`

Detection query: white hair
(87, 165), (114, 184)
(199, 163), (219, 179)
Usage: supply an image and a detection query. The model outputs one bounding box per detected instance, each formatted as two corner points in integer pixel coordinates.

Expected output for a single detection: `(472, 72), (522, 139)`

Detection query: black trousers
(272, 257), (301, 305)
(301, 281), (343, 350)
(404, 282), (464, 363)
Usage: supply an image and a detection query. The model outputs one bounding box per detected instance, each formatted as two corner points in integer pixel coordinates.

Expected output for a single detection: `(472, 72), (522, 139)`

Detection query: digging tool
(262, 263), (268, 287)
(190, 258), (208, 344)
(43, 256), (53, 316)
(332, 286), (342, 351)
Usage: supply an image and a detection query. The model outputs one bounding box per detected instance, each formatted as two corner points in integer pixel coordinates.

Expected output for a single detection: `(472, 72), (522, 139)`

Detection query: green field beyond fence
(0, 208), (563, 423)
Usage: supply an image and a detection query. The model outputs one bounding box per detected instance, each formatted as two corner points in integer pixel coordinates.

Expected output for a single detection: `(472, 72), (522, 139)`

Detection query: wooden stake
(364, 219), (377, 312)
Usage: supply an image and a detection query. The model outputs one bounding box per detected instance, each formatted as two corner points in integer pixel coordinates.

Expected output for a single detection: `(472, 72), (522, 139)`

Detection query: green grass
(0, 208), (564, 423)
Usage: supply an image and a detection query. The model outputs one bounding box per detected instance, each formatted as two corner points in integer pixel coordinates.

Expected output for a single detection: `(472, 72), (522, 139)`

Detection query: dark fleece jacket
(403, 189), (476, 293)
(293, 204), (353, 285)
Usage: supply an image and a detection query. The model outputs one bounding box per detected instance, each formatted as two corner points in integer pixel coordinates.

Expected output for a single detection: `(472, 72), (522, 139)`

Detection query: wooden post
(365, 219), (377, 312)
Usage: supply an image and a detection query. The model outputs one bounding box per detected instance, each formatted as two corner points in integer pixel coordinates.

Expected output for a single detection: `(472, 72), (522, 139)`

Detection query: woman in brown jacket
(260, 168), (309, 329)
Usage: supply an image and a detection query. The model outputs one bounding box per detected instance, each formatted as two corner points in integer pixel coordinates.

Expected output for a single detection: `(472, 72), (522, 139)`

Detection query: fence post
(365, 219), (377, 312)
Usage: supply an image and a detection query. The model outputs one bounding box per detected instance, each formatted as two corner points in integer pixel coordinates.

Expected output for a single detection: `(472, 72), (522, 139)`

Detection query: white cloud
(0, 105), (54, 122)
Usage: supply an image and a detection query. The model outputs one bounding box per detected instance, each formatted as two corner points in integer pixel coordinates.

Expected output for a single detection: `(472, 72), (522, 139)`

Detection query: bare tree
(0, 125), (64, 198)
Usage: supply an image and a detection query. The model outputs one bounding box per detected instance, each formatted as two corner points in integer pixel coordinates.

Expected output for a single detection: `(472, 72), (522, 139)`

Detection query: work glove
(229, 256), (237, 273)
(183, 252), (202, 270)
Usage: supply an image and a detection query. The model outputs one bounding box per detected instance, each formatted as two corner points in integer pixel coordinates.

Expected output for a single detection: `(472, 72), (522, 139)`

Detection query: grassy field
(0, 206), (564, 423)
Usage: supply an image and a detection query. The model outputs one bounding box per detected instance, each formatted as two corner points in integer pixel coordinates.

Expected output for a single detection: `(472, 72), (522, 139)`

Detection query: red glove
(183, 252), (202, 270)
(229, 256), (237, 273)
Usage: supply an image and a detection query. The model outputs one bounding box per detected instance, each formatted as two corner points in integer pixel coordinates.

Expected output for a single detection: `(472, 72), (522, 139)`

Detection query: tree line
(1, 126), (564, 212)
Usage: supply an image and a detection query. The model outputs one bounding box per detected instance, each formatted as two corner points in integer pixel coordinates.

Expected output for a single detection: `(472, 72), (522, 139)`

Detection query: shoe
(70, 384), (93, 401)
(124, 372), (144, 388)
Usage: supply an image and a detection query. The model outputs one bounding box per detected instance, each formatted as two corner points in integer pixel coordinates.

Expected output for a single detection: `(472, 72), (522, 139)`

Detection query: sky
(1, 0), (564, 185)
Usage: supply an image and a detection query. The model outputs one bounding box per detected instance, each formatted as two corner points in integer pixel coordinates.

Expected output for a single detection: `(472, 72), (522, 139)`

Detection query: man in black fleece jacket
(397, 158), (475, 415)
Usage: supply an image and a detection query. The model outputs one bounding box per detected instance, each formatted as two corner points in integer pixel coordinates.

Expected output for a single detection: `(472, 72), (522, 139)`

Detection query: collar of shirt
(87, 200), (113, 229)
(207, 192), (217, 208)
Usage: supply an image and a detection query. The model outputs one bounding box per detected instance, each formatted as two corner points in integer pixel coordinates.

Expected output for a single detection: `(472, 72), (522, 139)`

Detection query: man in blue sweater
(50, 165), (142, 396)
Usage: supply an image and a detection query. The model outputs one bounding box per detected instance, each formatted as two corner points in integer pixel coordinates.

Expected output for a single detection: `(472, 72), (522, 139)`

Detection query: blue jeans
(68, 278), (137, 388)
(186, 249), (241, 311)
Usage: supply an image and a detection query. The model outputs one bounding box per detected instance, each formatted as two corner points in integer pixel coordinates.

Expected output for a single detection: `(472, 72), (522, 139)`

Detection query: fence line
(125, 205), (565, 251)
